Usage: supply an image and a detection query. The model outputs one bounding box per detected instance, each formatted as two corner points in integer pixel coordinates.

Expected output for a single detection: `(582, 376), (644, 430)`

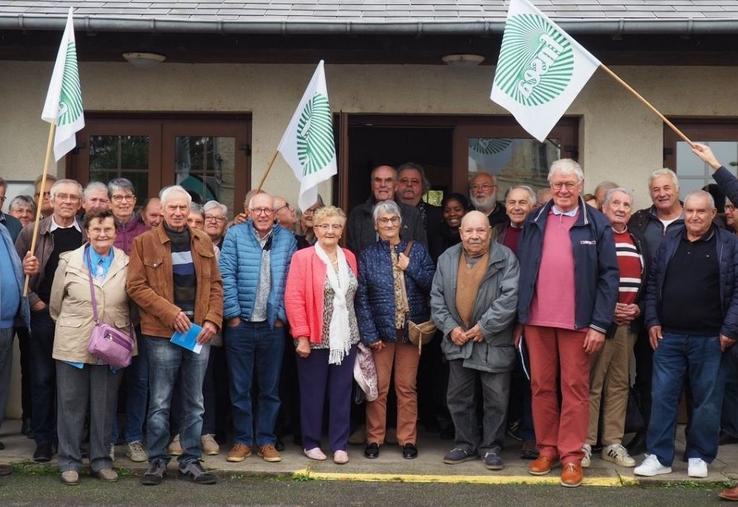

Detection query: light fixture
(441, 54), (485, 66)
(122, 52), (166, 68)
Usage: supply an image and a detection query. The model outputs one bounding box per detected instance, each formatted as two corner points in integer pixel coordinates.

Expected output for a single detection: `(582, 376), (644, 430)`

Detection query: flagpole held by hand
(598, 64), (694, 148)
(23, 122), (56, 297)
(255, 150), (279, 192)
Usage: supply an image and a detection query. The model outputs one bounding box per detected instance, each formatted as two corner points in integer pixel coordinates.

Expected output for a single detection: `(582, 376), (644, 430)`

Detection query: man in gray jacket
(430, 210), (519, 471)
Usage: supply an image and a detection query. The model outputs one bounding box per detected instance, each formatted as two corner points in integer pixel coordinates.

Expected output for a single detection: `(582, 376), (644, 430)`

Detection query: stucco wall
(2, 60), (738, 418)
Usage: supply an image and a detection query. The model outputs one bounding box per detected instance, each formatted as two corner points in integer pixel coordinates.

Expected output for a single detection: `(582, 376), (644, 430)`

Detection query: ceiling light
(122, 52), (166, 68)
(441, 54), (485, 66)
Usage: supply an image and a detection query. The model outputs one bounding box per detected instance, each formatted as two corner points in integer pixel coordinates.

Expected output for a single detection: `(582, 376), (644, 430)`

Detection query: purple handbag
(85, 248), (134, 368)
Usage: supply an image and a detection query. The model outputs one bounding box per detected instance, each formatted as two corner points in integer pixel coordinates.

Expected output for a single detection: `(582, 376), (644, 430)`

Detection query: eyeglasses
(35, 191), (51, 198)
(377, 216), (401, 225)
(204, 214), (226, 223)
(551, 181), (578, 190)
(250, 207), (273, 216)
(303, 207), (319, 216)
(53, 193), (81, 202)
(111, 194), (135, 202)
(315, 223), (343, 231)
(273, 204), (292, 213)
(470, 184), (496, 192)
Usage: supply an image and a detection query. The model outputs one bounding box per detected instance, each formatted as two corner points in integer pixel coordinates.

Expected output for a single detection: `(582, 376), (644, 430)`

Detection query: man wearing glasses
(469, 172), (508, 228)
(219, 191), (297, 464)
(16, 179), (86, 463)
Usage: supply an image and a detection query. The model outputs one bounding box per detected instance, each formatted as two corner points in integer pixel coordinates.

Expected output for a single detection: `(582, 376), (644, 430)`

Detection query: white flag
(490, 0), (600, 142)
(277, 60), (337, 211)
(42, 7), (85, 161)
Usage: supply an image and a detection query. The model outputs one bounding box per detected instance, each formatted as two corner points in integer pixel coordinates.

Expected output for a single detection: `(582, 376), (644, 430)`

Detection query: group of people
(0, 141), (737, 495)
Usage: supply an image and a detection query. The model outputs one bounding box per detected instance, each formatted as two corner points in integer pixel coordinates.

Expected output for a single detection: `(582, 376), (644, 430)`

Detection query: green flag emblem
(297, 93), (335, 176)
(57, 41), (83, 127)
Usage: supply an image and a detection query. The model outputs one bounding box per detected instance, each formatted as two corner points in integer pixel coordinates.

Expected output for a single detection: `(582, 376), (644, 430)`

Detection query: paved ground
(1, 419), (737, 487)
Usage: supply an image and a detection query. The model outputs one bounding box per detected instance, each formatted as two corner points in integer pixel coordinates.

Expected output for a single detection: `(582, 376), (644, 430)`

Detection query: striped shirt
(613, 229), (642, 305)
(165, 225), (197, 317)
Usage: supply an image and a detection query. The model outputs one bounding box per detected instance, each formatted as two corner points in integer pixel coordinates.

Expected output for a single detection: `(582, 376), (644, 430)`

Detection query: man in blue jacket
(516, 159), (619, 488)
(635, 189), (738, 480)
(219, 191), (297, 464)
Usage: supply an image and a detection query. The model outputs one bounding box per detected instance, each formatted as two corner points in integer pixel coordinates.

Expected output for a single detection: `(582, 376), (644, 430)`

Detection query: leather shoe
(402, 443), (418, 460)
(719, 485), (738, 501)
(528, 455), (557, 475)
(33, 442), (53, 463)
(364, 442), (380, 459)
(560, 462), (583, 488)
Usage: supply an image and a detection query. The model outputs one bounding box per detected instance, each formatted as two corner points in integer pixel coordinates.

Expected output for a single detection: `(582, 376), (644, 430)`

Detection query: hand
(370, 340), (385, 352)
(173, 312), (192, 333)
(227, 317), (241, 328)
(649, 325), (663, 350)
(23, 252), (39, 276)
(614, 303), (629, 320)
(274, 319), (285, 328)
(449, 327), (467, 347)
(396, 252), (409, 271)
(513, 324), (523, 347)
(721, 334), (736, 352)
(196, 321), (218, 345)
(31, 300), (46, 312)
(296, 337), (311, 358)
(691, 143), (722, 171)
(464, 324), (485, 343)
(233, 212), (248, 225)
(583, 328), (605, 354)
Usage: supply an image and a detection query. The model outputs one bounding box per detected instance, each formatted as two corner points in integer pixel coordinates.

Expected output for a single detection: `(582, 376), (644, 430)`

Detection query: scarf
(315, 243), (352, 365)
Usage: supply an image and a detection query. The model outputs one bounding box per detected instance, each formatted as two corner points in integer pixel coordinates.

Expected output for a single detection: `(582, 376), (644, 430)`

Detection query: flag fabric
(42, 7), (84, 161)
(490, 0), (600, 142)
(277, 60), (337, 211)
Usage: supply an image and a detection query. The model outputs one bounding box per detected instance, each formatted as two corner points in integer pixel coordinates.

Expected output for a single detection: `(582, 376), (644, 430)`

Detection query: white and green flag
(490, 0), (600, 142)
(42, 7), (84, 161)
(277, 60), (337, 211)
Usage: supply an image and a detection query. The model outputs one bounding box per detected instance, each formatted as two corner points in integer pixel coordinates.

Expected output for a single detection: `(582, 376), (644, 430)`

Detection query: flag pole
(23, 122), (56, 296)
(255, 150), (279, 192)
(599, 64), (694, 148)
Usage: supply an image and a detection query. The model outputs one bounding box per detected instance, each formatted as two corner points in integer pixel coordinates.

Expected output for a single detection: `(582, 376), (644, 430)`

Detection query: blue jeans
(647, 332), (725, 466)
(145, 336), (210, 465)
(124, 326), (148, 443)
(225, 321), (284, 447)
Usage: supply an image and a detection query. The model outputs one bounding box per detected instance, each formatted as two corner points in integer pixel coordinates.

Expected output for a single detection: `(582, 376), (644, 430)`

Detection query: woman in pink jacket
(285, 206), (360, 465)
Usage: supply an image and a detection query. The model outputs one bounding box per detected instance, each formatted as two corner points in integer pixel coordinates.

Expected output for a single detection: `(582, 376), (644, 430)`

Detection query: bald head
(460, 210), (492, 257)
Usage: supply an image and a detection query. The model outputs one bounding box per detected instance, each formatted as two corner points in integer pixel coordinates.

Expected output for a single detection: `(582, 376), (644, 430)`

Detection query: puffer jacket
(431, 242), (519, 373)
(355, 239), (435, 345)
(220, 220), (297, 328)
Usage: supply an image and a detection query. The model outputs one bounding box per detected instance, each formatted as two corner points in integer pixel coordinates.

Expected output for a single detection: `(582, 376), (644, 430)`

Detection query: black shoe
(141, 460), (168, 486)
(402, 443), (418, 460)
(21, 419), (33, 438)
(275, 437), (285, 452)
(364, 442), (380, 459)
(0, 441), (4, 450)
(626, 432), (646, 456)
(178, 461), (217, 485)
(33, 442), (53, 463)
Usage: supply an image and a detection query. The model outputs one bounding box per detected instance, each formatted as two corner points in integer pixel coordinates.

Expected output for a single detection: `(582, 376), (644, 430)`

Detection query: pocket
(57, 317), (86, 328)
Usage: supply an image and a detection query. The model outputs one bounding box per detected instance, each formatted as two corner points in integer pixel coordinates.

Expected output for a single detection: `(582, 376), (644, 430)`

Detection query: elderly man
(141, 197), (163, 228)
(516, 159), (619, 487)
(220, 191), (296, 463)
(0, 177), (22, 242)
(469, 172), (507, 227)
(432, 210), (519, 470)
(593, 181), (618, 210)
(397, 162), (442, 234)
(582, 188), (646, 469)
(272, 197), (297, 232)
(347, 164), (426, 253)
(635, 190), (738, 479)
(81, 181), (110, 216)
(34, 174), (57, 218)
(16, 179), (86, 463)
(127, 185), (223, 486)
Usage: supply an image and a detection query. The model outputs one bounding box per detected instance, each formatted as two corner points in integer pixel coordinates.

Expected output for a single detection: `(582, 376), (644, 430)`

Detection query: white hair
(648, 168), (679, 191)
(159, 185), (192, 208)
(603, 187), (633, 207)
(684, 190), (715, 210)
(83, 181), (107, 199)
(505, 185), (537, 205)
(372, 200), (402, 223)
(203, 200), (228, 216)
(548, 159), (584, 184)
(50, 178), (83, 199)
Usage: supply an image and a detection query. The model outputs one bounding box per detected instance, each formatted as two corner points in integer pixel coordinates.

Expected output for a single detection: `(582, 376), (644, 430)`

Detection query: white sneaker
(581, 444), (592, 468)
(634, 454), (672, 477)
(688, 458), (708, 478)
(602, 444), (636, 467)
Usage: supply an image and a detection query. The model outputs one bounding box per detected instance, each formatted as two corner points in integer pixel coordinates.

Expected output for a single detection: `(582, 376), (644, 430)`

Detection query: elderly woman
(9, 195), (36, 228)
(284, 206), (359, 465)
(203, 200), (228, 250)
(187, 203), (204, 230)
(49, 209), (134, 485)
(356, 200), (435, 460)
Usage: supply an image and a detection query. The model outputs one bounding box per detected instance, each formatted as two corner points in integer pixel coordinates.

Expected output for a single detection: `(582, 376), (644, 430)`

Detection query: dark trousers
(202, 345), (230, 438)
(297, 347), (356, 452)
(122, 325), (148, 443)
(30, 308), (56, 445)
(15, 325), (33, 422)
(722, 355), (738, 438)
(417, 334), (450, 430)
(634, 329), (653, 430)
(508, 347), (535, 441)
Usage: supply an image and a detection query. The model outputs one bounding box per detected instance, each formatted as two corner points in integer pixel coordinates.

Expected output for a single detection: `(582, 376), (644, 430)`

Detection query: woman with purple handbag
(49, 209), (136, 486)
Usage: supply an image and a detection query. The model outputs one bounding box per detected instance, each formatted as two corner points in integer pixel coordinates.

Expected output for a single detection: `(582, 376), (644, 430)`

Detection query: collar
(682, 225), (716, 243)
(611, 224), (629, 234)
(50, 215), (81, 232)
(551, 205), (579, 217)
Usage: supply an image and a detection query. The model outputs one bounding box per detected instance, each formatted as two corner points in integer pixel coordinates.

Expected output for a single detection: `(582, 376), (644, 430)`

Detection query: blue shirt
(86, 245), (114, 281)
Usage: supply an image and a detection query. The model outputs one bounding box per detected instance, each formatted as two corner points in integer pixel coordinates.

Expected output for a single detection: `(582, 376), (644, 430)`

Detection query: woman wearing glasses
(355, 200), (435, 460)
(285, 206), (360, 464)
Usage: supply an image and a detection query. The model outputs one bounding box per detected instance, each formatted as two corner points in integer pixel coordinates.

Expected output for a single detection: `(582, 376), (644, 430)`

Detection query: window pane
(676, 140), (738, 198)
(89, 135), (150, 198)
(468, 138), (559, 196)
(175, 136), (236, 215)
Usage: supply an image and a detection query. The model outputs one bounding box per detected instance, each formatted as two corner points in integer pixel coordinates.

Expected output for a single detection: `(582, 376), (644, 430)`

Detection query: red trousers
(525, 325), (590, 464)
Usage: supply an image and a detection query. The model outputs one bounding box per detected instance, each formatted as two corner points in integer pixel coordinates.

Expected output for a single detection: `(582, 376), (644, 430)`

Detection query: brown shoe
(560, 462), (583, 488)
(719, 485), (738, 501)
(258, 444), (282, 463)
(528, 455), (557, 475)
(226, 443), (252, 462)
